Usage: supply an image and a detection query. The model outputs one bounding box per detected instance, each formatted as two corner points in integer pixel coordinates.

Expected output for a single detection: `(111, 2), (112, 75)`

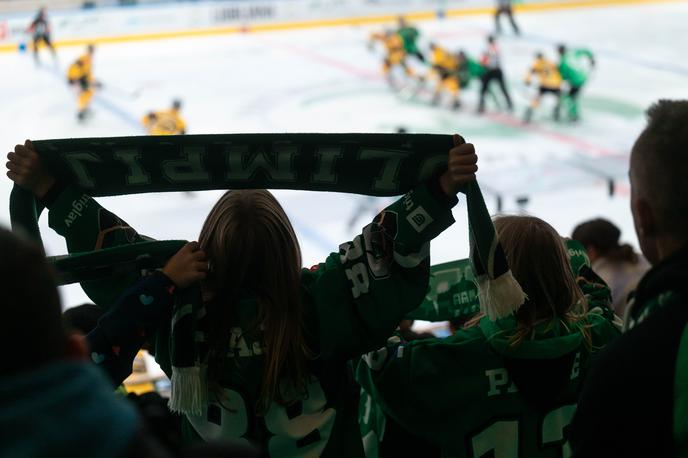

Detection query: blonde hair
(198, 190), (312, 413)
(468, 215), (589, 345)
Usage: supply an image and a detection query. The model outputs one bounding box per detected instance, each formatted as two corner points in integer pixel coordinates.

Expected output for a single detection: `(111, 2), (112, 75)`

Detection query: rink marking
(0, 0), (681, 52)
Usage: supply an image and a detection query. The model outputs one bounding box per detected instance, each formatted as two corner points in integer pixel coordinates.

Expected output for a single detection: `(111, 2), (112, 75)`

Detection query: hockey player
(142, 99), (186, 135)
(357, 215), (620, 458)
(370, 30), (415, 85)
(397, 16), (424, 62)
(26, 7), (57, 64)
(557, 44), (595, 121)
(495, 0), (520, 35)
(478, 35), (513, 114)
(7, 135), (478, 457)
(457, 50), (486, 89)
(523, 52), (563, 123)
(428, 43), (461, 109)
(67, 44), (97, 121)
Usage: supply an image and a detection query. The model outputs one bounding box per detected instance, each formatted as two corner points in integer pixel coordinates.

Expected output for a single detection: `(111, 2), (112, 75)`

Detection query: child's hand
(440, 134), (478, 196)
(162, 242), (208, 289)
(6, 139), (56, 199)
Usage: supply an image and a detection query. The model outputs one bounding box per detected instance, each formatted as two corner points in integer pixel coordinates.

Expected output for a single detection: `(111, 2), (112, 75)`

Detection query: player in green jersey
(557, 44), (595, 121)
(357, 215), (620, 458)
(397, 16), (425, 62)
(457, 50), (486, 89)
(6, 135), (478, 457)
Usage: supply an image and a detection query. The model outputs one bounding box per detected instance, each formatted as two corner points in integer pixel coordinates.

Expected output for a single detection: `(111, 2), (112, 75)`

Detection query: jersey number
(470, 404), (576, 457)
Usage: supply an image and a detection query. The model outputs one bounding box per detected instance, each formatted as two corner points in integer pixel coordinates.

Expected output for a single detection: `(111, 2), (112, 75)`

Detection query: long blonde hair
(469, 215), (588, 345)
(198, 190), (312, 413)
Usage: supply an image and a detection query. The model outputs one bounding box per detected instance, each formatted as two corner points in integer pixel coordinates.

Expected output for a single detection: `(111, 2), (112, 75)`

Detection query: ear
(586, 246), (599, 262)
(64, 333), (89, 361)
(633, 197), (657, 238)
(632, 196), (661, 265)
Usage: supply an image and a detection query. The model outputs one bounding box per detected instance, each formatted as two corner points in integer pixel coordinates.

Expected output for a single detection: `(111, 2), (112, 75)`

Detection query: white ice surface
(1, 1), (687, 309)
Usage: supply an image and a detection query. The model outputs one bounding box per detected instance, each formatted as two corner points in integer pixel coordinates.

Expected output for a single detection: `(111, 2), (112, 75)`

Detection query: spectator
(570, 100), (688, 457)
(357, 215), (620, 457)
(572, 218), (650, 318)
(0, 226), (140, 458)
(0, 227), (259, 458)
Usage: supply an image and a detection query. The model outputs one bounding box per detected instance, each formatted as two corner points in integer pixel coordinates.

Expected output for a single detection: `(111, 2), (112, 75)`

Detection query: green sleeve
(574, 48), (595, 61)
(302, 183), (456, 359)
(47, 185), (148, 253)
(356, 336), (416, 432)
(47, 185), (150, 309)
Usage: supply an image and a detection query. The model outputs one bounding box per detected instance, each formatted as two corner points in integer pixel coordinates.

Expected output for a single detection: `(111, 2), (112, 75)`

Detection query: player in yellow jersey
(428, 43), (461, 109)
(370, 30), (414, 86)
(141, 99), (186, 135)
(67, 44), (97, 121)
(524, 52), (562, 123)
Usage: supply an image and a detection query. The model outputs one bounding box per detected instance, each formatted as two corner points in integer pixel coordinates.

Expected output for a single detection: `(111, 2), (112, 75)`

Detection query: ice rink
(1, 0), (687, 308)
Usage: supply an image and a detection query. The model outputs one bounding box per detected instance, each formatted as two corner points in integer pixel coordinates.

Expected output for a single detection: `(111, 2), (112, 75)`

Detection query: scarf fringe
(167, 366), (206, 416)
(478, 271), (528, 321)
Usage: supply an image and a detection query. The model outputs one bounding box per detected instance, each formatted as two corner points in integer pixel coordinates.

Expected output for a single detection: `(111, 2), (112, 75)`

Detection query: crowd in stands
(2, 99), (687, 457)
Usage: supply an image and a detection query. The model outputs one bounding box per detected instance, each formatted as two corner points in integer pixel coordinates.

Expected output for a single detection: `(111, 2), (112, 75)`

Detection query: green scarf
(464, 181), (526, 319)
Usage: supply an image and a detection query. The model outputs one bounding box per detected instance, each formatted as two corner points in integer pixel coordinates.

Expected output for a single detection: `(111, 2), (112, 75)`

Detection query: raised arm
(7, 139), (149, 253)
(303, 136), (477, 358)
(7, 140), (153, 311)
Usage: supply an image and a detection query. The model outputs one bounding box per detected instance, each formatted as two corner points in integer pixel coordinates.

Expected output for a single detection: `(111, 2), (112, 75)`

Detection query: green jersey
(46, 182), (456, 457)
(559, 49), (594, 88)
(457, 57), (486, 88)
(357, 312), (620, 458)
(397, 26), (420, 54)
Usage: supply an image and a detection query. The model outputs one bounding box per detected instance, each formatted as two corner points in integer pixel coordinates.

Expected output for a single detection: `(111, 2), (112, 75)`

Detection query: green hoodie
(357, 311), (619, 458)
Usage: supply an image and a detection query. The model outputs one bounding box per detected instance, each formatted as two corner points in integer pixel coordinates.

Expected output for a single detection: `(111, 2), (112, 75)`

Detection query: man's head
(172, 99), (182, 111)
(398, 16), (406, 27)
(557, 44), (566, 56)
(87, 44), (95, 55)
(487, 35), (496, 45)
(630, 100), (688, 264)
(0, 227), (86, 376)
